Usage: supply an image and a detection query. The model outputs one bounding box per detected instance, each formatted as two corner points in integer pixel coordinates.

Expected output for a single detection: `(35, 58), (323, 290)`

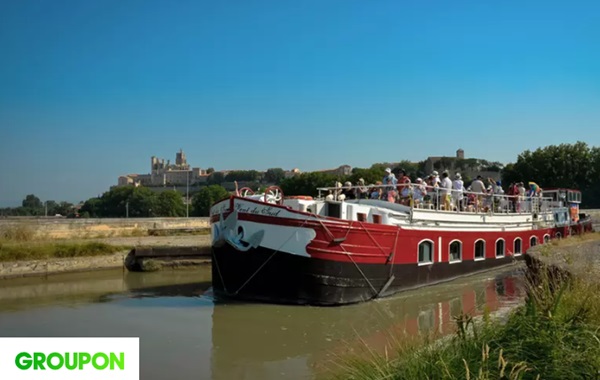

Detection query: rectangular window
(419, 241), (433, 264)
(496, 240), (505, 258)
(514, 239), (522, 255)
(449, 241), (462, 263)
(475, 240), (485, 260)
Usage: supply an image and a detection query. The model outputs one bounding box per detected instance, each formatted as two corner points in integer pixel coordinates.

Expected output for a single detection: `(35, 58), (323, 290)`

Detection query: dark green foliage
(80, 187), (184, 218)
(155, 190), (186, 217)
(191, 185), (230, 216)
(264, 168), (286, 184)
(280, 172), (339, 197)
(224, 170), (261, 182)
(22, 194), (42, 209)
(207, 171), (225, 185)
(501, 141), (600, 207)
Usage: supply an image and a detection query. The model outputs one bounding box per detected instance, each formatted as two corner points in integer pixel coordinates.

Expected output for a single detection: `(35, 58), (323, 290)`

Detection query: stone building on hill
(117, 149), (209, 187)
(424, 149), (502, 182)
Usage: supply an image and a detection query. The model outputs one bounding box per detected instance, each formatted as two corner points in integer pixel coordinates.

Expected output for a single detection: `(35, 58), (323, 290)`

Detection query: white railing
(316, 184), (554, 215)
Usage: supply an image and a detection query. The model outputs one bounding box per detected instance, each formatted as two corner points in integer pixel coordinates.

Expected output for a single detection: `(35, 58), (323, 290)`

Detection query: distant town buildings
(116, 148), (502, 190)
(316, 165), (352, 177)
(424, 148), (502, 181)
(117, 149), (209, 187)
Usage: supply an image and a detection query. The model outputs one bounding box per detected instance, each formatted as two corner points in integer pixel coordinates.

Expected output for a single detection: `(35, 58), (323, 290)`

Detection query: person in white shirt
(413, 178), (427, 206)
(452, 173), (464, 211)
(469, 175), (487, 212)
(440, 171), (453, 210)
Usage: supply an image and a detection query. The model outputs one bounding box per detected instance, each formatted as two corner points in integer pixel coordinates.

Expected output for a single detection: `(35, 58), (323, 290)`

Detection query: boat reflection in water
(209, 268), (524, 380)
(0, 265), (523, 380)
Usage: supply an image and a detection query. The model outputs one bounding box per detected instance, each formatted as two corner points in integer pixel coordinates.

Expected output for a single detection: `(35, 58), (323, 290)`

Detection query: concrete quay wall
(0, 217), (211, 239)
(0, 252), (129, 280)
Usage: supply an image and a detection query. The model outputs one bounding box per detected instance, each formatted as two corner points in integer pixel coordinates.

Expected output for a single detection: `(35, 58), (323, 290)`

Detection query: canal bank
(0, 235), (212, 279)
(333, 233), (600, 380)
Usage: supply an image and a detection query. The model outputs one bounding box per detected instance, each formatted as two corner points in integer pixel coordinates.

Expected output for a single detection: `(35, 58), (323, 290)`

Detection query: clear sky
(1, 0), (599, 206)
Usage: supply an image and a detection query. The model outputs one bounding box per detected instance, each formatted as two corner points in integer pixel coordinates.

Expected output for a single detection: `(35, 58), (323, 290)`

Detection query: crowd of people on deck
(325, 168), (544, 213)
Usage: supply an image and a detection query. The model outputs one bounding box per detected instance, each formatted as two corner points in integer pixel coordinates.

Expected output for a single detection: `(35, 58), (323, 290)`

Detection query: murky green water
(0, 265), (524, 379)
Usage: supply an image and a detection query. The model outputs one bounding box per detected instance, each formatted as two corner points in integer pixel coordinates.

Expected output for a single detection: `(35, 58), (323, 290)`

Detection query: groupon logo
(0, 338), (139, 380)
(15, 352), (125, 370)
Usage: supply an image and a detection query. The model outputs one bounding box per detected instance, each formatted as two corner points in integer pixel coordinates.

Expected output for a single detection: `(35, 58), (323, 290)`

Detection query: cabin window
(449, 240), (462, 263)
(418, 240), (434, 265)
(544, 234), (550, 244)
(474, 240), (485, 261)
(530, 236), (538, 247)
(496, 239), (505, 258)
(514, 238), (522, 256)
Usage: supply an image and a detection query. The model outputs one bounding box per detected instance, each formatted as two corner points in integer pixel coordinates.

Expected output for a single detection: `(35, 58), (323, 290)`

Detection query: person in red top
(397, 169), (412, 205)
(507, 182), (519, 212)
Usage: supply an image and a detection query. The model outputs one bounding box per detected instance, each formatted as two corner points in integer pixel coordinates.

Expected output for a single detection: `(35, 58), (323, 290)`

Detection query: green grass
(331, 258), (600, 379)
(147, 228), (210, 236)
(0, 241), (128, 262)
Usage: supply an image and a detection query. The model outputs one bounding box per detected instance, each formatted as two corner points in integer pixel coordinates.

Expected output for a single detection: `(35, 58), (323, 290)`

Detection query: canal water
(0, 265), (524, 379)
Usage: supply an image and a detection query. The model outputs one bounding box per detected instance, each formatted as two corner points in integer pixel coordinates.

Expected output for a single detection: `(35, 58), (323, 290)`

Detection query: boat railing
(316, 184), (554, 215)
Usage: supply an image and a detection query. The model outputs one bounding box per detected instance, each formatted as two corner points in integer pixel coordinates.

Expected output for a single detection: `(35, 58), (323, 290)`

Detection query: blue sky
(1, 0), (599, 206)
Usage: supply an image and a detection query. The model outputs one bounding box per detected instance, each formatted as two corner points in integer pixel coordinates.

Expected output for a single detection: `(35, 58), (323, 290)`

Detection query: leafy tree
(22, 194), (42, 214)
(54, 201), (74, 216)
(348, 168), (384, 185)
(80, 197), (103, 218)
(156, 190), (186, 217)
(127, 187), (158, 217)
(45, 200), (58, 215)
(206, 167), (215, 174)
(501, 142), (600, 207)
(192, 185), (230, 216)
(280, 172), (339, 197)
(207, 172), (225, 185)
(264, 168), (286, 184)
(224, 170), (261, 182)
(392, 160), (419, 180)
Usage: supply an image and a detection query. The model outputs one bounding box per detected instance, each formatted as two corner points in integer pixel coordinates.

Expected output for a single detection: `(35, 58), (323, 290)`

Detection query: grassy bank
(0, 241), (128, 262)
(0, 225), (129, 261)
(0, 223), (210, 241)
(332, 241), (600, 379)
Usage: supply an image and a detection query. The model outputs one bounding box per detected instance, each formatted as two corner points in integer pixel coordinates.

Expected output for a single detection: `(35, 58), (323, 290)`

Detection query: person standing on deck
(469, 175), (487, 212)
(382, 168), (397, 201)
(440, 171), (453, 210)
(452, 173), (464, 211)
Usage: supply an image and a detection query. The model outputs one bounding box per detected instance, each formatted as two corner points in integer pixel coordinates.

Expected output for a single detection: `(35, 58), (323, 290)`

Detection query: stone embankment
(0, 217), (210, 239)
(524, 233), (600, 285)
(0, 218), (210, 279)
(0, 251), (129, 279)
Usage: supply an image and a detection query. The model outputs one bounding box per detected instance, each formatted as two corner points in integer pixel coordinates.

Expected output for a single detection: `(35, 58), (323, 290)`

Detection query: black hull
(211, 245), (522, 306)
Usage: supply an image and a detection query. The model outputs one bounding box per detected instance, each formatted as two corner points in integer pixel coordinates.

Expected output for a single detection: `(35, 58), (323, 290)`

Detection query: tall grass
(0, 225), (35, 241)
(331, 263), (600, 380)
(0, 241), (128, 262)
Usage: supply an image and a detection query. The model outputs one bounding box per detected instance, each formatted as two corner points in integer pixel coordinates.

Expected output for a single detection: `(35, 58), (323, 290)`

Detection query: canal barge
(209, 185), (592, 306)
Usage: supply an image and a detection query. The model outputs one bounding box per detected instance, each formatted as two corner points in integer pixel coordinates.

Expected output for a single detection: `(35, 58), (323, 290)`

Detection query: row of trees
(0, 194), (76, 217)
(80, 187), (187, 217)
(4, 142), (598, 218)
(207, 168), (286, 185)
(280, 142), (600, 208)
(502, 141), (600, 208)
(79, 185), (234, 217)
